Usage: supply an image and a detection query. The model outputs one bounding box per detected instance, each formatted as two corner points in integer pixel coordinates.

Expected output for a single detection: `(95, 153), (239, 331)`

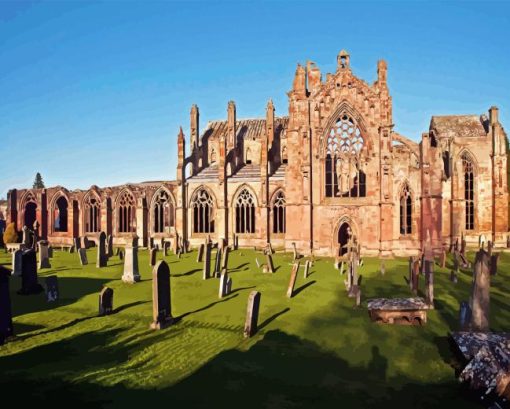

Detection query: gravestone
(150, 248), (157, 267)
(450, 270), (458, 283)
(459, 301), (471, 331)
(38, 240), (51, 269)
(22, 226), (32, 248)
(487, 240), (493, 257)
(176, 248), (182, 259)
(119, 249), (124, 260)
(73, 237), (81, 250)
(408, 257), (413, 285)
(107, 234), (113, 258)
(411, 259), (420, 294)
(0, 266), (13, 344)
(380, 261), (385, 276)
(292, 242), (298, 261)
(149, 237), (154, 250)
(479, 234), (486, 249)
(163, 242), (169, 257)
(96, 232), (107, 268)
(69, 245), (75, 254)
(203, 243), (211, 280)
(48, 246), (53, 258)
(122, 245), (140, 283)
(226, 276), (232, 295)
(197, 244), (205, 262)
(265, 253), (274, 274)
(221, 246), (230, 271)
(98, 287), (114, 316)
(78, 248), (88, 266)
(214, 248), (222, 278)
(243, 291), (261, 338)
(17, 249), (44, 295)
(286, 262), (299, 298)
(461, 235), (466, 257)
(339, 261), (345, 275)
(439, 249), (446, 269)
(45, 276), (59, 302)
(490, 254), (499, 276)
(219, 269), (229, 298)
(424, 260), (434, 306)
(304, 260), (311, 279)
(12, 249), (22, 277)
(233, 234), (238, 250)
(150, 260), (173, 329)
(81, 236), (89, 249)
(115, 247), (120, 256)
(470, 249), (491, 331)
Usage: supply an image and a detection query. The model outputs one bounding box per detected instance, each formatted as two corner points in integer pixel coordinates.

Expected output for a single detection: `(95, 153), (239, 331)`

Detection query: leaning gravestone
(304, 260), (311, 279)
(163, 242), (169, 257)
(490, 254), (499, 276)
(38, 240), (51, 269)
(12, 249), (22, 277)
(107, 234), (113, 258)
(0, 266), (13, 344)
(470, 249), (491, 331)
(150, 260), (173, 329)
(286, 262), (300, 298)
(214, 248), (222, 278)
(292, 242), (298, 261)
(243, 290), (261, 338)
(45, 276), (59, 302)
(197, 244), (205, 263)
(266, 254), (275, 274)
(226, 276), (232, 295)
(150, 248), (157, 267)
(98, 287), (114, 316)
(424, 260), (434, 307)
(73, 237), (81, 251)
(221, 246), (230, 271)
(219, 269), (230, 298)
(203, 243), (212, 280)
(122, 245), (140, 283)
(96, 232), (107, 268)
(17, 249), (44, 295)
(78, 248), (88, 266)
(68, 245), (75, 254)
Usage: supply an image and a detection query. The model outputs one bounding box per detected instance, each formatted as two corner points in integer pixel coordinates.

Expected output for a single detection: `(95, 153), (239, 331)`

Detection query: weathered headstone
(73, 237), (81, 250)
(96, 232), (107, 268)
(219, 269), (229, 298)
(304, 260), (310, 279)
(461, 234), (467, 257)
(487, 240), (493, 257)
(80, 236), (89, 249)
(439, 249), (446, 269)
(68, 245), (75, 254)
(265, 253), (274, 274)
(0, 266), (13, 344)
(163, 242), (169, 257)
(22, 226), (31, 248)
(98, 287), (114, 316)
(233, 234), (238, 250)
(149, 237), (155, 250)
(45, 276), (59, 302)
(150, 248), (157, 267)
(78, 248), (88, 266)
(48, 246), (53, 258)
(459, 301), (471, 331)
(286, 262), (299, 298)
(292, 242), (298, 261)
(12, 249), (22, 277)
(38, 240), (51, 269)
(107, 234), (113, 258)
(424, 260), (434, 306)
(243, 290), (261, 338)
(119, 249), (124, 260)
(490, 254), (499, 276)
(214, 248), (222, 278)
(122, 245), (140, 283)
(354, 286), (361, 307)
(150, 260), (173, 329)
(196, 244), (204, 262)
(226, 276), (232, 295)
(470, 249), (491, 331)
(411, 259), (420, 294)
(203, 243), (211, 280)
(17, 249), (44, 295)
(221, 246), (230, 271)
(115, 247), (120, 256)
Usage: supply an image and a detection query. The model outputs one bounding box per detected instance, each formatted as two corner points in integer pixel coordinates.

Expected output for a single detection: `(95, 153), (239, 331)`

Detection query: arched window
(272, 191), (286, 234)
(84, 194), (100, 233)
(192, 189), (214, 233)
(23, 192), (37, 227)
(235, 188), (255, 234)
(399, 184), (412, 235)
(153, 189), (174, 233)
(325, 113), (366, 198)
(54, 196), (68, 232)
(462, 153), (475, 230)
(210, 149), (217, 164)
(118, 191), (135, 233)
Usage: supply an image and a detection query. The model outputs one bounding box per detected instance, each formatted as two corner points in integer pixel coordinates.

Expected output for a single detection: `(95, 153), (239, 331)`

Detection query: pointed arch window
(272, 191), (286, 234)
(235, 188), (255, 234)
(84, 194), (100, 233)
(192, 189), (214, 233)
(325, 113), (366, 198)
(118, 191), (136, 233)
(399, 185), (412, 235)
(54, 196), (68, 232)
(153, 190), (174, 233)
(462, 153), (475, 230)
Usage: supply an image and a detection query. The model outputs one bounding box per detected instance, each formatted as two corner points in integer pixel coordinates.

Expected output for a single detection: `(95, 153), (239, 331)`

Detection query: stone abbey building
(6, 51), (509, 256)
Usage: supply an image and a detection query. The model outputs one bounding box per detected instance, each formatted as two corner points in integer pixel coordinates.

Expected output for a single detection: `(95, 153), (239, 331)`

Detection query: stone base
(369, 309), (427, 325)
(150, 317), (174, 330)
(121, 273), (140, 283)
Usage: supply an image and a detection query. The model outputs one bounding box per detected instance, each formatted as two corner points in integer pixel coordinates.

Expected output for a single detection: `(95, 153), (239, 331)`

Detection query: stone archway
(24, 202), (37, 228)
(337, 222), (353, 256)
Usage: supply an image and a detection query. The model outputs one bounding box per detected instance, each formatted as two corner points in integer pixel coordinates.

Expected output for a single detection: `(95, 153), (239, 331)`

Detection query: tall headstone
(197, 243), (205, 263)
(0, 266), (13, 344)
(487, 240), (493, 257)
(490, 254), (499, 276)
(219, 269), (230, 298)
(460, 234), (466, 257)
(73, 237), (81, 250)
(470, 249), (491, 331)
(107, 234), (114, 258)
(96, 232), (107, 268)
(45, 276), (59, 302)
(233, 234), (238, 250)
(22, 226), (31, 248)
(459, 301), (471, 331)
(150, 260), (173, 329)
(48, 246), (53, 258)
(203, 243), (211, 280)
(304, 260), (311, 279)
(243, 291), (261, 338)
(265, 253), (274, 274)
(411, 259), (420, 294)
(163, 242), (169, 257)
(439, 249), (446, 269)
(98, 287), (114, 316)
(78, 248), (88, 266)
(122, 245), (140, 283)
(221, 246), (230, 271)
(214, 248), (222, 278)
(150, 248), (157, 266)
(424, 260), (434, 307)
(286, 262), (299, 298)
(38, 240), (51, 269)
(292, 242), (298, 262)
(17, 249), (44, 295)
(380, 261), (385, 276)
(12, 249), (22, 277)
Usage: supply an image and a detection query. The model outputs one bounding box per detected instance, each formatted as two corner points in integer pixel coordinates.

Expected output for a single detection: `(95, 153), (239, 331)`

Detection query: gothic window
(23, 192), (37, 227)
(235, 188), (255, 234)
(399, 185), (412, 235)
(118, 190), (136, 233)
(462, 153), (475, 230)
(272, 191), (286, 234)
(54, 196), (68, 232)
(325, 113), (365, 198)
(153, 190), (174, 233)
(192, 189), (214, 233)
(84, 194), (100, 233)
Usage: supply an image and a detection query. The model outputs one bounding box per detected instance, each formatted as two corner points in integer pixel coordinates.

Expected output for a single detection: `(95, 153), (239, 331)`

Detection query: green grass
(1, 246), (509, 408)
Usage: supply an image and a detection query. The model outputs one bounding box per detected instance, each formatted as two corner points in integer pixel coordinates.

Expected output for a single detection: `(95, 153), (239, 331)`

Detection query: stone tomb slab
(367, 297), (430, 325)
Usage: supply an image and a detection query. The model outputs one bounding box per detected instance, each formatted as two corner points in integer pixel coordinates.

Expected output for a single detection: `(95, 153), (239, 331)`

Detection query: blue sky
(1, 1), (509, 198)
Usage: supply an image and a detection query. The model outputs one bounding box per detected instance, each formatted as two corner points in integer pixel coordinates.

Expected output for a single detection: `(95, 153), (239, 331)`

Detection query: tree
(3, 222), (19, 244)
(33, 172), (45, 189)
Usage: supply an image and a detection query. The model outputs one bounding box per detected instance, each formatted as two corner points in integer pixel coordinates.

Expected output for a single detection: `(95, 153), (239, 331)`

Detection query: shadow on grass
(175, 294), (239, 322)
(292, 280), (316, 297)
(258, 307), (290, 331)
(172, 268), (202, 278)
(230, 285), (256, 295)
(114, 301), (150, 314)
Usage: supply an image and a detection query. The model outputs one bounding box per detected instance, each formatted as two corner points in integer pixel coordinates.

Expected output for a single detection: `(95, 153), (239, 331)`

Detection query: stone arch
(232, 184), (257, 234)
(398, 180), (413, 235)
(150, 186), (176, 234)
(231, 184), (259, 208)
(270, 189), (286, 234)
(115, 188), (136, 233)
(49, 190), (71, 233)
(333, 216), (359, 256)
(20, 190), (38, 228)
(83, 190), (101, 233)
(456, 149), (477, 231)
(189, 186), (216, 234)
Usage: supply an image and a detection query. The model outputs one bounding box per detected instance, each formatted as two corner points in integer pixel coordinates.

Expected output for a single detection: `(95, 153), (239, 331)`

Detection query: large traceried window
(192, 189), (214, 233)
(399, 184), (412, 235)
(118, 191), (136, 233)
(325, 114), (366, 198)
(272, 191), (286, 234)
(235, 188), (255, 234)
(153, 189), (174, 233)
(462, 153), (475, 230)
(84, 194), (100, 233)
(54, 196), (68, 232)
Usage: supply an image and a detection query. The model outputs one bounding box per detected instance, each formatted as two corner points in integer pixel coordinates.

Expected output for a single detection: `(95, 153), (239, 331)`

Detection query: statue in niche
(335, 156), (352, 196)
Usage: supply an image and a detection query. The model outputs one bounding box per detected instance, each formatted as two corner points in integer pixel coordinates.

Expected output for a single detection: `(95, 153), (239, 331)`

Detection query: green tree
(33, 172), (45, 189)
(3, 222), (19, 244)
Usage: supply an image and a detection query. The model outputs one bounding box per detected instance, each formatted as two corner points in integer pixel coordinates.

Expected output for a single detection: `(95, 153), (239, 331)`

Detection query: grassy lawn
(1, 246), (509, 408)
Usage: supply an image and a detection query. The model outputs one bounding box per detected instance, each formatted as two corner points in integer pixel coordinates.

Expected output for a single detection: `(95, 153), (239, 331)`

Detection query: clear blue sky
(1, 1), (509, 199)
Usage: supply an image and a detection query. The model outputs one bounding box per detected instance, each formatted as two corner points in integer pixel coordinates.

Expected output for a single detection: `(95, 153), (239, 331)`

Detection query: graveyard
(1, 245), (509, 408)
